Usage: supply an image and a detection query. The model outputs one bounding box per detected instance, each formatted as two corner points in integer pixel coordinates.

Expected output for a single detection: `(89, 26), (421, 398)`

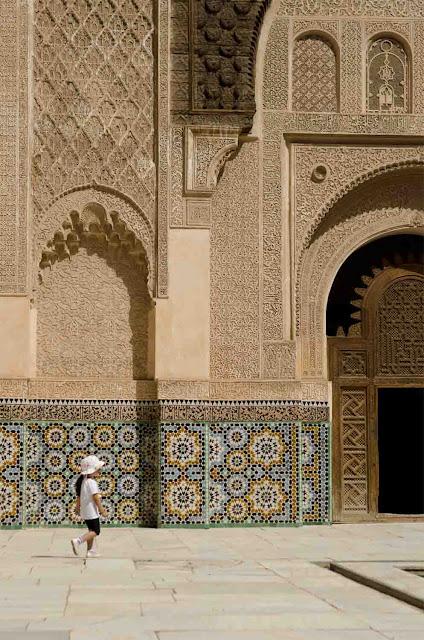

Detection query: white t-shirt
(80, 477), (100, 520)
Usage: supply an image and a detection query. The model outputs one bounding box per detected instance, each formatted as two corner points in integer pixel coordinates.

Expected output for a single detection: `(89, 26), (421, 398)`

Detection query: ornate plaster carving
(171, 0), (190, 113)
(264, 112), (424, 135)
(209, 381), (329, 401)
(298, 170), (424, 378)
(210, 142), (260, 379)
(158, 0), (171, 297)
(292, 35), (338, 113)
(27, 380), (157, 401)
(278, 1), (424, 18)
(263, 342), (297, 379)
(293, 146), (424, 264)
(38, 206), (149, 290)
(33, 0), (161, 294)
(0, 0), (28, 293)
(340, 21), (362, 113)
(191, 0), (272, 111)
(33, 0), (155, 223)
(364, 20), (412, 39)
(186, 200), (212, 228)
(413, 21), (424, 113)
(185, 128), (241, 196)
(293, 20), (339, 39)
(170, 126), (246, 229)
(262, 17), (289, 110)
(36, 249), (152, 380)
(34, 187), (155, 296)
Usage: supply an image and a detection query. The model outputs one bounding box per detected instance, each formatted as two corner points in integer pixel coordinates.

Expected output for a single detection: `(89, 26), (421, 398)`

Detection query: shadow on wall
(36, 233), (153, 380)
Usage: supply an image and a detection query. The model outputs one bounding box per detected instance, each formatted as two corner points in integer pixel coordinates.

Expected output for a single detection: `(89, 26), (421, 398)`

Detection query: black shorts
(84, 518), (100, 536)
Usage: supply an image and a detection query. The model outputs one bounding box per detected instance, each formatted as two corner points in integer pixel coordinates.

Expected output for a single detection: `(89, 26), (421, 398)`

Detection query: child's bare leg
(87, 532), (96, 550)
(79, 531), (96, 548)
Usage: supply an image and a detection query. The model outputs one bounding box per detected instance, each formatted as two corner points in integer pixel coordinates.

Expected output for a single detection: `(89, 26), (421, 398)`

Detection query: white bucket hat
(80, 455), (105, 475)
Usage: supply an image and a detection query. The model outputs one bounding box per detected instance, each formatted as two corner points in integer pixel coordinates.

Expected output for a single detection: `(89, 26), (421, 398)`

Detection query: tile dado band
(0, 399), (329, 529)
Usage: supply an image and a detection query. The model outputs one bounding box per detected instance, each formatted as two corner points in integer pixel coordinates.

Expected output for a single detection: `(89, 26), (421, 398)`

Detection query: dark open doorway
(378, 388), (424, 514)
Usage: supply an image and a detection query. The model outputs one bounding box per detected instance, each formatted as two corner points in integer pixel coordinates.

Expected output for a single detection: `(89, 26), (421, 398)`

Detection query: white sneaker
(86, 549), (100, 558)
(71, 538), (80, 556)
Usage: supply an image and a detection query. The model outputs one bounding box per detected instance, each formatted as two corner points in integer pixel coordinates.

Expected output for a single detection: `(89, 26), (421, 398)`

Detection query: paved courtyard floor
(0, 523), (423, 639)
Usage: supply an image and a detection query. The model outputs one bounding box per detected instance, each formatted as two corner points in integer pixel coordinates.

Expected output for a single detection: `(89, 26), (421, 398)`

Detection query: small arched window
(292, 35), (338, 113)
(367, 37), (409, 113)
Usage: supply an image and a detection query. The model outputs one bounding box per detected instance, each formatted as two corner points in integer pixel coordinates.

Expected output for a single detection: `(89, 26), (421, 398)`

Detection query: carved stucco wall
(254, 0), (424, 388)
(33, 0), (155, 223)
(292, 35), (338, 113)
(293, 145), (424, 265)
(0, 0), (28, 293)
(210, 143), (260, 379)
(37, 249), (151, 379)
(33, 0), (155, 383)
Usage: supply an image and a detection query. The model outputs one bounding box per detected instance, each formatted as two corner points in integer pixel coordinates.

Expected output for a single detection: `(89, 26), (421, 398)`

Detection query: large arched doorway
(327, 234), (424, 522)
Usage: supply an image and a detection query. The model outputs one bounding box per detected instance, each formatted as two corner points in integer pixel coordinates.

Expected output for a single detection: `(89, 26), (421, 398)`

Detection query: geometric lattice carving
(376, 277), (424, 377)
(340, 351), (367, 377)
(292, 35), (338, 112)
(33, 0), (154, 222)
(367, 38), (409, 113)
(341, 388), (368, 513)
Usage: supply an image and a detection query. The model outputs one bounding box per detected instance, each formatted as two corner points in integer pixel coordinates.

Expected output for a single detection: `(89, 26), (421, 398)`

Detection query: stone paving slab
(157, 633), (387, 640)
(0, 634), (69, 640)
(0, 524), (424, 638)
(332, 561), (424, 609)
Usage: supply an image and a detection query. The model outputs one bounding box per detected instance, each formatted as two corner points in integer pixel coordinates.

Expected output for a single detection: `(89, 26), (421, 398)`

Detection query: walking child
(71, 455), (107, 558)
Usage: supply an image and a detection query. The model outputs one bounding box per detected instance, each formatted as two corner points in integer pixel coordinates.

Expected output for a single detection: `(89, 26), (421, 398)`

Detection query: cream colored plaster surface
(0, 297), (30, 377)
(155, 229), (210, 380)
(1, 525), (424, 639)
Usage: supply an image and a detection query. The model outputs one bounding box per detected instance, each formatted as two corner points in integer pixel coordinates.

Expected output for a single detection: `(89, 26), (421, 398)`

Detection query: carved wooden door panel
(329, 270), (424, 523)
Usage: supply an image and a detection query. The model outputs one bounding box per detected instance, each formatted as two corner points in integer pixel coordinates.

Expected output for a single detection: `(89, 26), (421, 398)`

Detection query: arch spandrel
(34, 186), (155, 297)
(297, 168), (424, 379)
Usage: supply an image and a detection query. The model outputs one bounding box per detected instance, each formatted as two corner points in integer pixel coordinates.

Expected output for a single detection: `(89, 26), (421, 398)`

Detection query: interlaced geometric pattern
(301, 423), (330, 523)
(377, 278), (424, 377)
(367, 38), (408, 113)
(33, 0), (155, 222)
(160, 421), (330, 527)
(341, 389), (368, 513)
(209, 422), (300, 525)
(24, 420), (157, 527)
(160, 423), (207, 526)
(1, 416), (330, 528)
(292, 35), (337, 112)
(0, 423), (23, 527)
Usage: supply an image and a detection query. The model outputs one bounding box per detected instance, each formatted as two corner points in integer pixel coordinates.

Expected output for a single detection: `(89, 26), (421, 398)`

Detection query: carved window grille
(292, 35), (338, 113)
(376, 278), (424, 377)
(367, 37), (409, 113)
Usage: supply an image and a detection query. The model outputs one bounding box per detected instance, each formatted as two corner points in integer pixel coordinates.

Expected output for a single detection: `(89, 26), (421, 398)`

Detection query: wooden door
(329, 268), (424, 522)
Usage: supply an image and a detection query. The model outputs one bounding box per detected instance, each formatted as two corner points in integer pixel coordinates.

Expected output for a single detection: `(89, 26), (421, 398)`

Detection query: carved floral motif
(293, 145), (424, 263)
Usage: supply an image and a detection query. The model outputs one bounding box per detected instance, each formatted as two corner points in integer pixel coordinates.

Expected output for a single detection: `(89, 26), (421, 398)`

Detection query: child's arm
(75, 496), (81, 516)
(93, 493), (107, 517)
